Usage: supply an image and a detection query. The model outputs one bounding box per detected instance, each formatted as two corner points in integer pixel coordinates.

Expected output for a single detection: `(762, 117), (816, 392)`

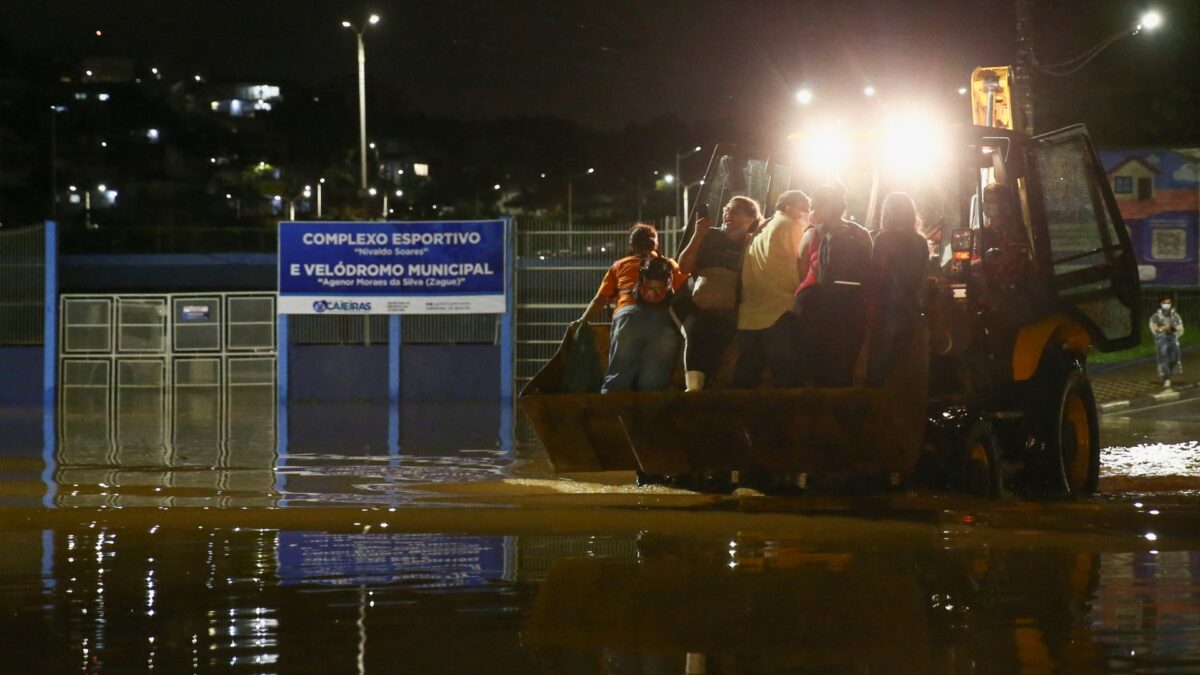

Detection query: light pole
(275, 195), (295, 221)
(1021, 8), (1164, 133)
(49, 106), (66, 220)
(1036, 9), (1163, 76)
(342, 14), (380, 191)
(316, 178), (325, 218)
(567, 167), (595, 230)
(674, 146), (701, 230)
(381, 188), (402, 218)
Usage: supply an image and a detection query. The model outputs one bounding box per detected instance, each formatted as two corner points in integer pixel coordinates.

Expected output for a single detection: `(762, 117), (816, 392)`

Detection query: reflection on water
(2, 517), (1200, 673)
(0, 398), (1197, 670)
(1095, 551), (1200, 670)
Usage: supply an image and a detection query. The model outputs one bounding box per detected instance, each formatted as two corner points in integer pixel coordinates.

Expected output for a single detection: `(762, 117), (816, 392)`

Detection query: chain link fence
(514, 217), (680, 389)
(0, 224), (45, 346)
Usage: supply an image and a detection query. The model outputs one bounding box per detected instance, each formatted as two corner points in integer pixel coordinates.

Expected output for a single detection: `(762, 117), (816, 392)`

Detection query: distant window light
(97, 93), (110, 102)
(237, 84), (281, 101)
(230, 99), (243, 116)
(253, 100), (272, 112)
(413, 163), (429, 177)
(146, 128), (160, 142)
(1114, 176), (1133, 194)
(74, 92), (87, 100)
(210, 100), (220, 111)
(69, 194), (81, 204)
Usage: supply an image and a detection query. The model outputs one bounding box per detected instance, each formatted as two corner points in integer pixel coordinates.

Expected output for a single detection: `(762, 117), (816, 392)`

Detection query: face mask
(1162, 303), (1172, 312)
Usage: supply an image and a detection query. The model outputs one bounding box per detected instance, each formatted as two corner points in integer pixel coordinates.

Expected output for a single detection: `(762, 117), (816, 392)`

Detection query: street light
(1034, 9), (1165, 77)
(342, 14), (381, 191)
(863, 85), (876, 97)
(274, 194), (296, 220)
(795, 88), (814, 105)
(675, 146), (702, 232)
(317, 178), (326, 218)
(567, 167), (595, 230)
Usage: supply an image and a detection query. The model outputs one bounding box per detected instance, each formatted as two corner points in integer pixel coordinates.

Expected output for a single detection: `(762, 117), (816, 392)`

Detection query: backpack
(817, 220), (873, 289)
(633, 255), (675, 305)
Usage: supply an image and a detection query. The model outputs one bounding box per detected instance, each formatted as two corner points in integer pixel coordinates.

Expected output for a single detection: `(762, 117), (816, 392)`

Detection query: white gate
(58, 292), (277, 452)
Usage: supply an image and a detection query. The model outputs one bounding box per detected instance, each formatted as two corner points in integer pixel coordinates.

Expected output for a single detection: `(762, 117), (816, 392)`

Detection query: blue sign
(278, 220), (506, 314)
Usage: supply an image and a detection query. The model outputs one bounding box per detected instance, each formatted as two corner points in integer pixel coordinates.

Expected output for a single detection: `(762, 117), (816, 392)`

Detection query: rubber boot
(685, 370), (706, 392)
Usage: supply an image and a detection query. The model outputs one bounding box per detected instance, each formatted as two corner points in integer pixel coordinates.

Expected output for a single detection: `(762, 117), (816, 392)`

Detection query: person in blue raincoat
(1150, 295), (1185, 388)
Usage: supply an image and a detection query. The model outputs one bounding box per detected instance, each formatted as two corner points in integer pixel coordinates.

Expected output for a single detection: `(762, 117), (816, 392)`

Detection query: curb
(1098, 381), (1200, 415)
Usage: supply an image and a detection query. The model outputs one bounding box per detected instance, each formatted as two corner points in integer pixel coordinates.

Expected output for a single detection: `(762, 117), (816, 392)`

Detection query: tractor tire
(1030, 368), (1100, 497)
(953, 421), (1004, 498)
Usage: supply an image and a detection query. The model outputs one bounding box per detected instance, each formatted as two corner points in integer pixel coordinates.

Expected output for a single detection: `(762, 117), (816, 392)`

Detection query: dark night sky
(2, 0), (1198, 136)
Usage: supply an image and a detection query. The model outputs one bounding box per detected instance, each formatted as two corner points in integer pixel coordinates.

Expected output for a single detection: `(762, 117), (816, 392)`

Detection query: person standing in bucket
(794, 183), (873, 387)
(676, 196), (762, 391)
(865, 192), (929, 387)
(1150, 296), (1185, 388)
(579, 223), (686, 393)
(732, 190), (810, 388)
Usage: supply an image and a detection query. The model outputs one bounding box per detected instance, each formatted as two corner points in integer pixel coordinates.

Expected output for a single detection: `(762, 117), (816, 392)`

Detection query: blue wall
(0, 347), (44, 452)
(287, 344), (501, 453)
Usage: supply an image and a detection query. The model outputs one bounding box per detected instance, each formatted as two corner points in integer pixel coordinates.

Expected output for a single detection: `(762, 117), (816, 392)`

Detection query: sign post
(276, 219), (509, 459)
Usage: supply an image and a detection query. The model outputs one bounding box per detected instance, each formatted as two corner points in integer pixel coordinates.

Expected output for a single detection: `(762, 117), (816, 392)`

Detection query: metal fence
(1141, 289), (1200, 332)
(0, 224), (45, 346)
(513, 217), (680, 388)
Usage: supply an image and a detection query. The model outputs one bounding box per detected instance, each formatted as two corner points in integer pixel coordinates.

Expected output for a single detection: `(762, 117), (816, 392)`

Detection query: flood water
(1, 402), (1199, 673)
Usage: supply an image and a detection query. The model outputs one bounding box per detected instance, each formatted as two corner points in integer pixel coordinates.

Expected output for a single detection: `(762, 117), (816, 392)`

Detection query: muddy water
(0, 410), (1197, 672)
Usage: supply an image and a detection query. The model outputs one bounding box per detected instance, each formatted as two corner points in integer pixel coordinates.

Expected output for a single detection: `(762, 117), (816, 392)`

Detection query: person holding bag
(676, 196), (763, 391)
(579, 223), (686, 393)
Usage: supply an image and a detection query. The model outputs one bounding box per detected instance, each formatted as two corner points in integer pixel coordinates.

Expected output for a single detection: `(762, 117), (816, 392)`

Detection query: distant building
(209, 83), (283, 117)
(1101, 149), (1200, 285)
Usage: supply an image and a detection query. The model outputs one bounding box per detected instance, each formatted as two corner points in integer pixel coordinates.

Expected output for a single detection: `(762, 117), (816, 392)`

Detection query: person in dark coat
(865, 192), (930, 386)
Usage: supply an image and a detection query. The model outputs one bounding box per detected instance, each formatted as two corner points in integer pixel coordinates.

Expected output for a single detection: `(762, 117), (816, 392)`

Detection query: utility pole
(1014, 0), (1037, 135)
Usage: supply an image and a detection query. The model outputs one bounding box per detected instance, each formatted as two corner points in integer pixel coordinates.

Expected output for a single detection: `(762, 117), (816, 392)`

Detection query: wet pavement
(1091, 347), (1200, 405)
(0, 401), (1198, 673)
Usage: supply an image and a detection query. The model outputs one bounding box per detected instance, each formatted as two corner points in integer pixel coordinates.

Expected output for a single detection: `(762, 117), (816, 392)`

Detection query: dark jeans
(682, 311), (737, 381)
(795, 284), (866, 387)
(731, 312), (800, 388)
